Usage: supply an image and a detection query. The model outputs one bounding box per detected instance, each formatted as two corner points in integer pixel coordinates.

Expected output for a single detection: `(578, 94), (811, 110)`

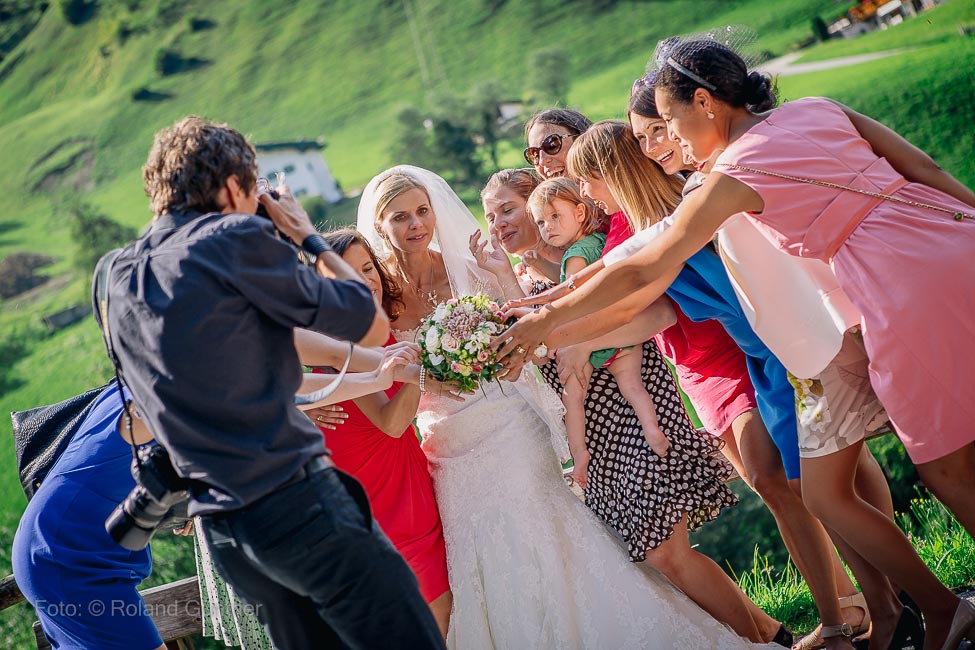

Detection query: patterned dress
(195, 530), (272, 650)
(530, 279), (737, 560)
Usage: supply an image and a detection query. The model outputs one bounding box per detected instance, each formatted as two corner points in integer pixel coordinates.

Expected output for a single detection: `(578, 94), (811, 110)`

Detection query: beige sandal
(792, 593), (871, 650)
(839, 592), (872, 638)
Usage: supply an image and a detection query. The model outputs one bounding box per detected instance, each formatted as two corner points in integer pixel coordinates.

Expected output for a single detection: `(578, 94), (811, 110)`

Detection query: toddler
(526, 178), (671, 489)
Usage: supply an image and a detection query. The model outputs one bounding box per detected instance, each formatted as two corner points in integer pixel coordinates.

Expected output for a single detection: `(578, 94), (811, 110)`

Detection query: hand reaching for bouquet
(304, 344), (420, 428)
(504, 259), (606, 311)
(425, 375), (473, 402)
(492, 259), (607, 367)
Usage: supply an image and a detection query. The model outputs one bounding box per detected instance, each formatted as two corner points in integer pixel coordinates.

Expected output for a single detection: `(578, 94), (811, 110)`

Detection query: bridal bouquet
(418, 293), (507, 392)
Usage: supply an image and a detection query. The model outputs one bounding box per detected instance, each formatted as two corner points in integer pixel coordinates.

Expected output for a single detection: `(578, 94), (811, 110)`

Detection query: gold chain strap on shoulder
(726, 164), (974, 221)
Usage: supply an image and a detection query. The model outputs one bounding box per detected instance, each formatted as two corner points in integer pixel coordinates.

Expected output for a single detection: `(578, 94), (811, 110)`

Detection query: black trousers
(199, 465), (444, 650)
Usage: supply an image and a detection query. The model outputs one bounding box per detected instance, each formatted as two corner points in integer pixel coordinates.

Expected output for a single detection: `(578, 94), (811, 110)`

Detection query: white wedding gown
(398, 330), (767, 650)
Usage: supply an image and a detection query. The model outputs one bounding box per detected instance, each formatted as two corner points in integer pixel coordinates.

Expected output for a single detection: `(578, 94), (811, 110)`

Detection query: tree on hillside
(430, 117), (481, 186)
(390, 105), (438, 170)
(67, 201), (137, 276)
(389, 99), (483, 187)
(301, 195), (329, 231)
(527, 46), (570, 105)
(466, 80), (505, 170)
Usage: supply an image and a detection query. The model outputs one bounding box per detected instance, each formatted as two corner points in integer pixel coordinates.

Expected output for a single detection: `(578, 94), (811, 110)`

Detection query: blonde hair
(566, 119), (683, 231)
(526, 177), (602, 237)
(480, 168), (539, 203)
(372, 173), (430, 236)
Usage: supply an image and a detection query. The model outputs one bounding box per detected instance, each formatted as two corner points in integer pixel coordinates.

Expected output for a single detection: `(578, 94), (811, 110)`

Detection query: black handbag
(11, 381), (114, 500)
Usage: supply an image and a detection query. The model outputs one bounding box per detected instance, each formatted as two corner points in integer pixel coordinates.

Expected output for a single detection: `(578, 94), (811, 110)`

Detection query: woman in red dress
(311, 229), (452, 637)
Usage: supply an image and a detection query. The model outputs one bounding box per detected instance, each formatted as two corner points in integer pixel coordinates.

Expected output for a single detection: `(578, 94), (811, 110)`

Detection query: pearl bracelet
(418, 365), (427, 392)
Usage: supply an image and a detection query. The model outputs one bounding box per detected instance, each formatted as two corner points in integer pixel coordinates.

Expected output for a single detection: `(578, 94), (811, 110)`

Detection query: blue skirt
(666, 247), (801, 479)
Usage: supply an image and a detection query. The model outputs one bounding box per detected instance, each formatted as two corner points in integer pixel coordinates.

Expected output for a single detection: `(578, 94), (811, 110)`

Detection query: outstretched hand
(504, 281), (570, 310)
(505, 258), (606, 310)
(377, 346), (415, 388)
(426, 375), (472, 402)
(491, 304), (557, 366)
(386, 340), (421, 365)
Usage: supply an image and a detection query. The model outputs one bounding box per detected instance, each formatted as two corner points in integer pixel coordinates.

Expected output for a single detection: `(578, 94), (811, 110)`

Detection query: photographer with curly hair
(99, 116), (443, 650)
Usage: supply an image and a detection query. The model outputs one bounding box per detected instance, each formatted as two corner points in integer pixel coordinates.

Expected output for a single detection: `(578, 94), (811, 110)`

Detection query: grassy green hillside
(1, 0), (974, 644)
(0, 0), (862, 520)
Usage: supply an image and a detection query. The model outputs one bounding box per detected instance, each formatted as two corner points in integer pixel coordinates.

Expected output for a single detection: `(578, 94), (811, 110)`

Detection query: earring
(707, 111), (715, 120)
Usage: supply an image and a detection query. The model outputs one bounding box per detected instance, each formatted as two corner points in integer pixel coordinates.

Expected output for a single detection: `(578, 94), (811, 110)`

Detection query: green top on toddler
(560, 232), (622, 369)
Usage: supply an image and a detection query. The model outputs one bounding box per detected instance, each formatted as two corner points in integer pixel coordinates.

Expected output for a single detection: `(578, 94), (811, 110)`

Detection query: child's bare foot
(644, 428), (670, 458)
(571, 449), (591, 490)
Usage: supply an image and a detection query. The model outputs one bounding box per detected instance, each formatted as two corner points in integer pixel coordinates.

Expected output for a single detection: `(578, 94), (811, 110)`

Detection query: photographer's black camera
(105, 444), (189, 551)
(255, 186), (280, 219)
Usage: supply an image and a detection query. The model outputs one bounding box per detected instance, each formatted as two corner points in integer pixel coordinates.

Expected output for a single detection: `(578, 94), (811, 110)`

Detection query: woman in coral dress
(313, 229), (452, 637)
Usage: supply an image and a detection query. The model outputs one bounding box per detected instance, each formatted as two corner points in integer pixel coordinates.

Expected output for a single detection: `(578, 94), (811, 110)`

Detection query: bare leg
(846, 446), (904, 649)
(801, 442), (960, 650)
(792, 446), (903, 649)
(609, 348), (670, 456)
(428, 590), (453, 640)
(852, 445), (894, 520)
(727, 409), (851, 648)
(716, 431), (785, 643)
(562, 364), (593, 489)
(915, 443), (975, 540)
(644, 516), (771, 642)
(717, 427), (748, 481)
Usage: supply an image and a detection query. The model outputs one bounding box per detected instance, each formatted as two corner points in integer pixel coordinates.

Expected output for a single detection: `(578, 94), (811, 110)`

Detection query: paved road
(756, 48), (909, 77)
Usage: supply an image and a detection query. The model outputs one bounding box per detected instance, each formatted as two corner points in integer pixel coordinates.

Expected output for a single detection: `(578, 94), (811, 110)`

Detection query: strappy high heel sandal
(941, 599), (975, 650)
(841, 593), (872, 639)
(794, 594), (871, 650)
(821, 623), (855, 648)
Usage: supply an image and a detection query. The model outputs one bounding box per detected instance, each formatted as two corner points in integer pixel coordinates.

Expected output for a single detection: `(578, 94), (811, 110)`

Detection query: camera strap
(293, 340), (355, 405)
(93, 247), (143, 467)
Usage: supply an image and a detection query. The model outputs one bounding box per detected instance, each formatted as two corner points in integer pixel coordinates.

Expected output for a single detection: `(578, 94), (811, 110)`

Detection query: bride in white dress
(357, 165), (770, 649)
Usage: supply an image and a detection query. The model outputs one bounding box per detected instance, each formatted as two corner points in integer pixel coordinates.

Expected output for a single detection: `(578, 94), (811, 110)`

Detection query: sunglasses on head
(523, 132), (578, 166)
(630, 70), (658, 98)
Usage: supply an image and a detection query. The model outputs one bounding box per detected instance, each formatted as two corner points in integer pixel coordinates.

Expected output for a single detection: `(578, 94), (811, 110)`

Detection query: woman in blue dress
(12, 381), (166, 650)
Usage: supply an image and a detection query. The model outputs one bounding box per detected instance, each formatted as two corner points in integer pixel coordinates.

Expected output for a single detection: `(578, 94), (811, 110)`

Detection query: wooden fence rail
(1, 573), (202, 650)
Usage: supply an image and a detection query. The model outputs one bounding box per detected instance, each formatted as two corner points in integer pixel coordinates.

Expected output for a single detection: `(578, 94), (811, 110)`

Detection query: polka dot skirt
(532, 282), (737, 560)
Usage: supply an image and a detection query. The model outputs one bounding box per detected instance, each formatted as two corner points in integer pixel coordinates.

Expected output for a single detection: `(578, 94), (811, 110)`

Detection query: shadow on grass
(131, 87), (174, 102)
(0, 220), (21, 246)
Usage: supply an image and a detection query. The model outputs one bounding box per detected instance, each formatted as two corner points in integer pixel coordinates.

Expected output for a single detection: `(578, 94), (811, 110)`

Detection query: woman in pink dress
(498, 38), (975, 650)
